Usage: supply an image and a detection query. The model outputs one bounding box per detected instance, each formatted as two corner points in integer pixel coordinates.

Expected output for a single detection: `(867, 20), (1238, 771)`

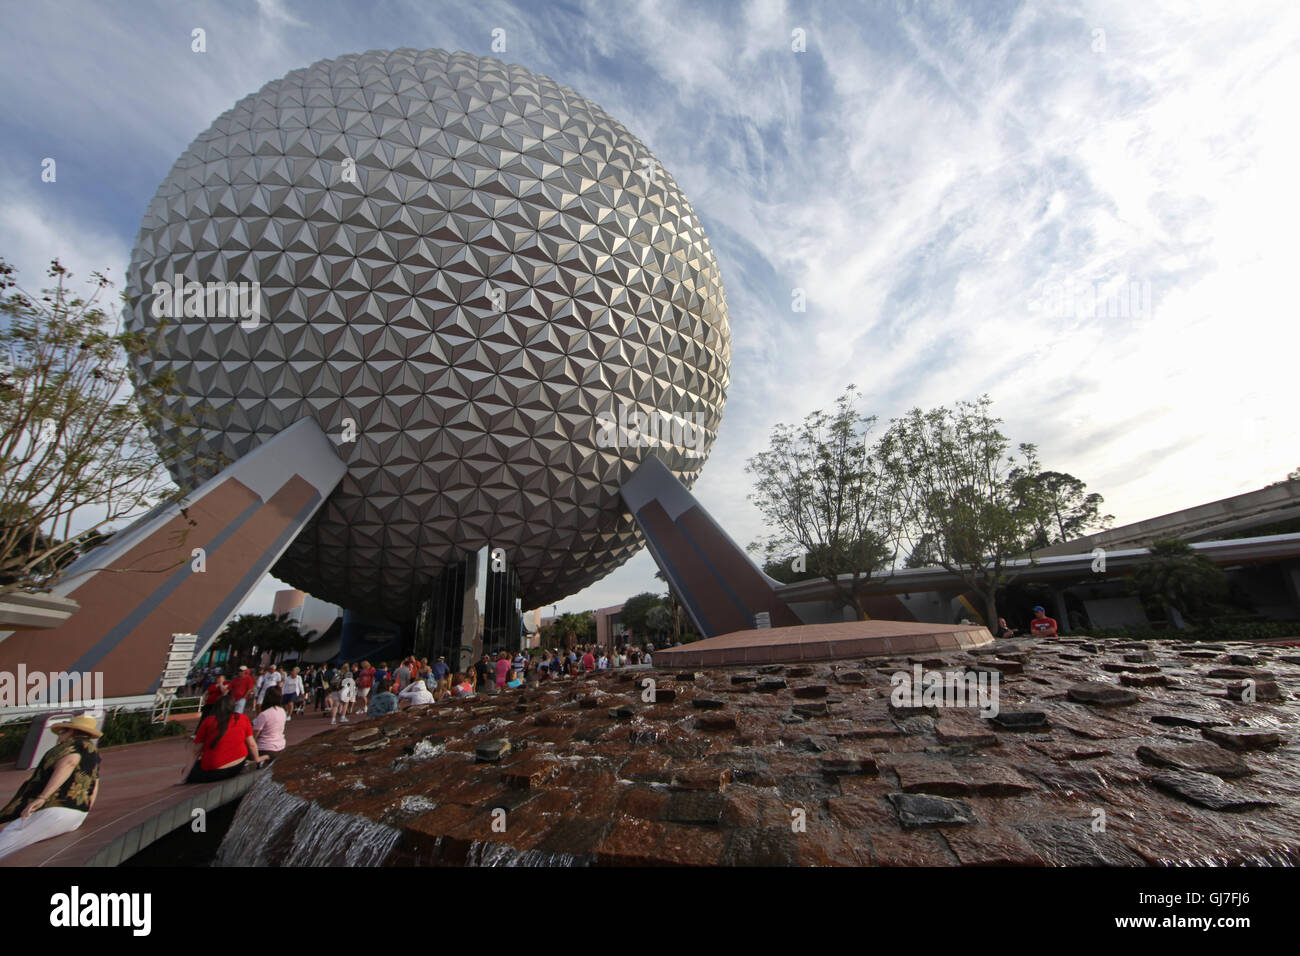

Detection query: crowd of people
(0, 636), (668, 859)
(182, 640), (666, 776)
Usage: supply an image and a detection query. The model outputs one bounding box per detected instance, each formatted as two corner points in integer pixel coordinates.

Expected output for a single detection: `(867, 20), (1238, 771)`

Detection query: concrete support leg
(0, 419), (346, 700)
(1282, 562), (1300, 617)
(1051, 589), (1070, 635)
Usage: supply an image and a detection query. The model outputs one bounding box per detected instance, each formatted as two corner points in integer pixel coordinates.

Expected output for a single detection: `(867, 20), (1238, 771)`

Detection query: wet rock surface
(1200, 727), (1282, 751)
(888, 792), (978, 829)
(1067, 682), (1141, 707)
(990, 710), (1050, 730)
(1135, 742), (1252, 778)
(1150, 713), (1228, 730)
(237, 636), (1300, 866)
(1149, 771), (1279, 812)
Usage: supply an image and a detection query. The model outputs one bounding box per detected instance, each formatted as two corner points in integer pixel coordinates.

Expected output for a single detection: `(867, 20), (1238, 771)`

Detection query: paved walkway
(0, 706), (338, 867)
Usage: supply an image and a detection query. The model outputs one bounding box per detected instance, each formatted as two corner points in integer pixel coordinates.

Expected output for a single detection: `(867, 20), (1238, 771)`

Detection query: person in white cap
(227, 665), (255, 715)
(0, 715), (102, 860)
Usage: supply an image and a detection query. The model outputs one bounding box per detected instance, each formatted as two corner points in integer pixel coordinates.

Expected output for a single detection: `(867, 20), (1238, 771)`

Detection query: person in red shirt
(1028, 606), (1059, 638)
(183, 695), (266, 783)
(580, 648), (595, 672)
(357, 660), (375, 708)
(202, 675), (228, 717)
(226, 666), (256, 714)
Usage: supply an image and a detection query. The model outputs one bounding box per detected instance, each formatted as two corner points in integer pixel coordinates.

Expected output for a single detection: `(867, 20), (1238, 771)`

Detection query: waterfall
(215, 773), (401, 867)
(214, 774), (305, 867)
(216, 774), (586, 866)
(465, 841), (587, 867)
(279, 802), (402, 866)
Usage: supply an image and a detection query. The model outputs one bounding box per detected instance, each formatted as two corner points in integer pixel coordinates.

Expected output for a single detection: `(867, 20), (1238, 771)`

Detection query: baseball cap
(1032, 606), (1045, 612)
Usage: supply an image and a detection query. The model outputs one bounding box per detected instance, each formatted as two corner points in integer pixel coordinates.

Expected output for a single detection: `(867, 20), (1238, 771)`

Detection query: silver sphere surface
(125, 49), (730, 615)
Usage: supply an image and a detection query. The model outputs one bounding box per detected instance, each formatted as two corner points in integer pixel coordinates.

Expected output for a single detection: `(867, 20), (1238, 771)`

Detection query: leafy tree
(903, 531), (941, 569)
(1017, 470), (1113, 548)
(878, 396), (1050, 628)
(761, 536), (893, 585)
(1129, 537), (1228, 625)
(645, 603), (672, 638)
(762, 556), (818, 583)
(746, 385), (897, 620)
(0, 526), (110, 587)
(619, 591), (668, 638)
(214, 613), (310, 666)
(0, 258), (210, 594)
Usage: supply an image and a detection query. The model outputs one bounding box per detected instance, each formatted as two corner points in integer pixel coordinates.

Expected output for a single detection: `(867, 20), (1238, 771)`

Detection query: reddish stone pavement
(255, 636), (1300, 866)
(0, 707), (339, 867)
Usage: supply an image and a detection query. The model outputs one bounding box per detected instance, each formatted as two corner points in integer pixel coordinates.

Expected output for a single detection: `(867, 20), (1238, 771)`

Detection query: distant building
(777, 481), (1300, 633)
(533, 604), (626, 649)
(272, 589), (343, 663)
(593, 604), (626, 647)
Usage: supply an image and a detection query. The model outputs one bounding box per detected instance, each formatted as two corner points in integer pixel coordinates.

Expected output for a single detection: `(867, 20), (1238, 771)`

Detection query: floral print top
(0, 737), (100, 823)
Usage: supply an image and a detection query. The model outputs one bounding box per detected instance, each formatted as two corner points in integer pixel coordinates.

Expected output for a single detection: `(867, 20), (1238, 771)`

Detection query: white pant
(234, 699), (247, 713)
(0, 806), (88, 860)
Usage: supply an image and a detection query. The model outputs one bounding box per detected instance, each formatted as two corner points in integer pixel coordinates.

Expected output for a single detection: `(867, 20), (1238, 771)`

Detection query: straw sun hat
(49, 715), (103, 738)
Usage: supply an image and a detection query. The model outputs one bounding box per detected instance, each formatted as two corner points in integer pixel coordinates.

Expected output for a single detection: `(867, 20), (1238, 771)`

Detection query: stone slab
(653, 621), (994, 668)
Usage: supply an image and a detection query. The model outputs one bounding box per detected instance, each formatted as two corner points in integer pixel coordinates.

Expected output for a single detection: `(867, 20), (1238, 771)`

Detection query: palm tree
(215, 612), (309, 667)
(654, 569), (683, 642)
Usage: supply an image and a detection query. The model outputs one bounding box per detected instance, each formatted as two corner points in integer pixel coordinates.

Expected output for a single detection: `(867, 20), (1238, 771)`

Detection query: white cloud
(0, 169), (132, 292)
(5, 0), (1298, 619)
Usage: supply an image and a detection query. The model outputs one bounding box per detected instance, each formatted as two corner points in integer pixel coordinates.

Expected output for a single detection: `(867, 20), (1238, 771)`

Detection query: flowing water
(213, 639), (1300, 867)
(215, 770), (587, 867)
(465, 840), (587, 867)
(1166, 848), (1298, 867)
(215, 773), (401, 867)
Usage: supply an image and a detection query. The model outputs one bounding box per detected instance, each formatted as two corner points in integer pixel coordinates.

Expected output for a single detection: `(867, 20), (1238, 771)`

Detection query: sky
(2, 0), (1298, 620)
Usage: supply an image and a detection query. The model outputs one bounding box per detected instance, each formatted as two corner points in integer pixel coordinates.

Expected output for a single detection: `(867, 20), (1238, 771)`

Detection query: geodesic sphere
(123, 49), (730, 616)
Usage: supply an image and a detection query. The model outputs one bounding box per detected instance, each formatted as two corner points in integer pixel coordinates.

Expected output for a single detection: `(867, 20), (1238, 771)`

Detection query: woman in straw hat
(0, 714), (102, 860)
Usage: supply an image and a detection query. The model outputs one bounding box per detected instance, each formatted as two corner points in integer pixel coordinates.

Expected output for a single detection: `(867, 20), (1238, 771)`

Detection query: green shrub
(0, 722), (31, 762)
(98, 710), (188, 747)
